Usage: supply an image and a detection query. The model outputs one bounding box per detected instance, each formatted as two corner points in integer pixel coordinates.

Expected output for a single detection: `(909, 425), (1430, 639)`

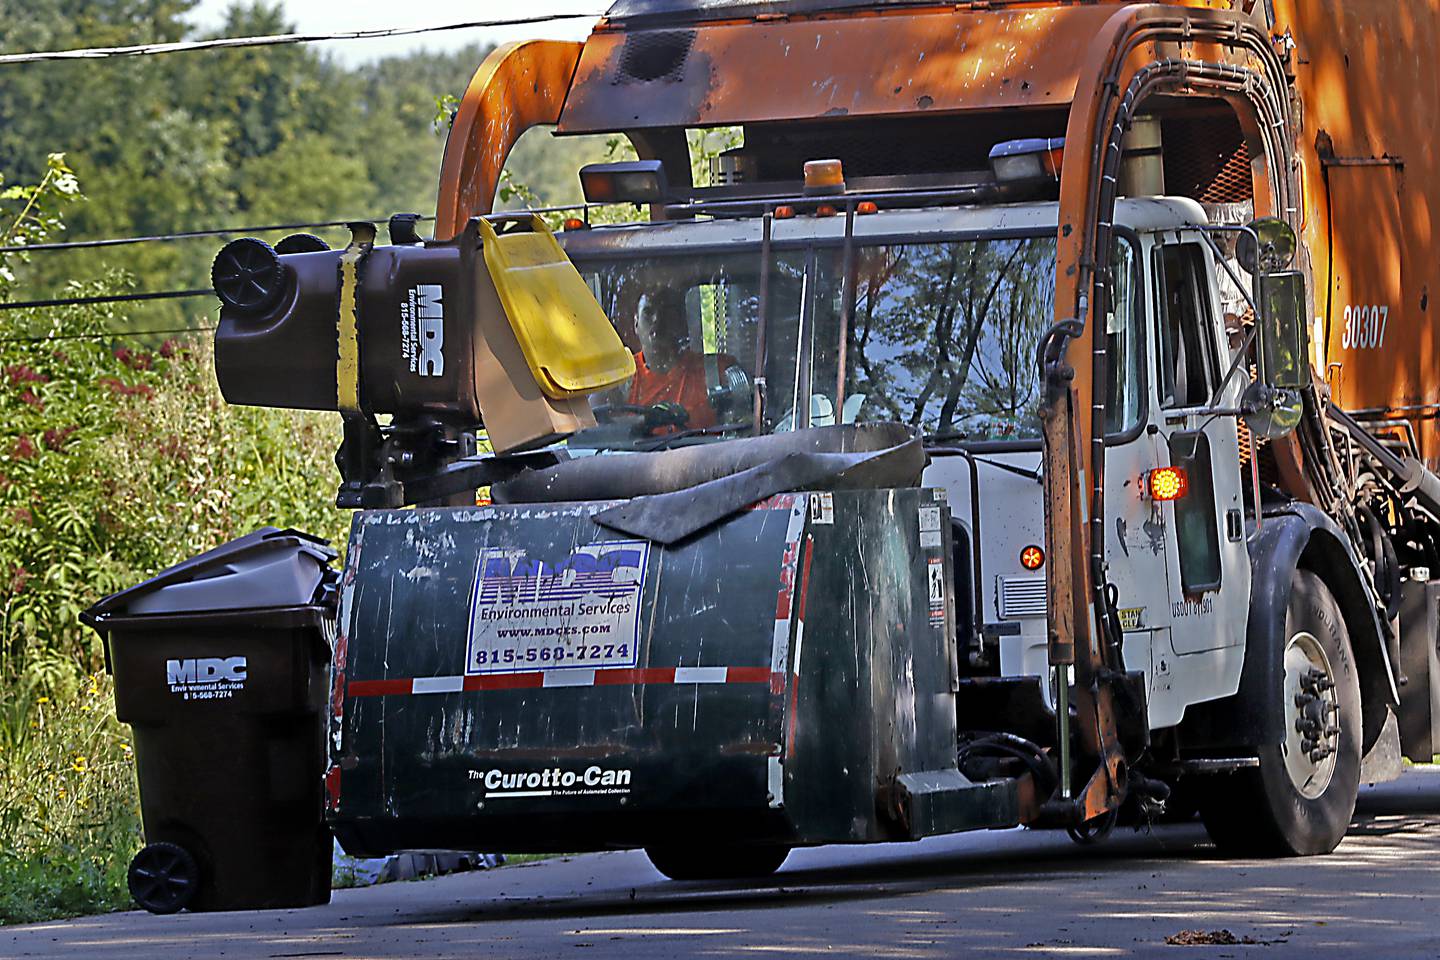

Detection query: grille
(1162, 112), (1253, 205)
(998, 575), (1047, 619)
(618, 30), (695, 83)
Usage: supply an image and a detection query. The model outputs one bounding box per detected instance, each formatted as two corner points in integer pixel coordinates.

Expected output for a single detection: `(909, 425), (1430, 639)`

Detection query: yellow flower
(71, 755), (88, 772)
(36, 696), (49, 704)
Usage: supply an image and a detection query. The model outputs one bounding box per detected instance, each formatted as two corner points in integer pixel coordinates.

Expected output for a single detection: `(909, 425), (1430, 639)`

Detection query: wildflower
(36, 696), (48, 704)
(19, 388), (44, 411)
(98, 378), (155, 399)
(4, 364), (48, 385)
(72, 755), (88, 773)
(10, 435), (35, 459)
(11, 506), (32, 525)
(9, 563), (29, 594)
(115, 347), (153, 371)
(159, 339), (178, 359)
(42, 425), (76, 450)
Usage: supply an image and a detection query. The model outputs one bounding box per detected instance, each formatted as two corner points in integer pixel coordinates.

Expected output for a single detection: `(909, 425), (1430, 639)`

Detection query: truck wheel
(128, 842), (200, 914)
(1200, 569), (1362, 856)
(644, 844), (789, 881)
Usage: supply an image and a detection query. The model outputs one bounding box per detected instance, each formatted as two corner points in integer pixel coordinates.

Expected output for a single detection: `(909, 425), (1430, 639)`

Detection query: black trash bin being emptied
(81, 527), (338, 914)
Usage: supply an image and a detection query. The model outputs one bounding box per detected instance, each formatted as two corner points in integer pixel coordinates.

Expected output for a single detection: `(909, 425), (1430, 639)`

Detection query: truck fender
(1235, 502), (1398, 751)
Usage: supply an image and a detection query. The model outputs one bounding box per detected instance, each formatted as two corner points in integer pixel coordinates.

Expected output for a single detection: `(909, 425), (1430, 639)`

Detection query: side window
(1155, 244), (1218, 408)
(1103, 238), (1142, 436)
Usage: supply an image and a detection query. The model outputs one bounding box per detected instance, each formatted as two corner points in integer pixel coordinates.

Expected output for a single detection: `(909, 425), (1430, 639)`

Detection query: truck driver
(626, 287), (746, 430)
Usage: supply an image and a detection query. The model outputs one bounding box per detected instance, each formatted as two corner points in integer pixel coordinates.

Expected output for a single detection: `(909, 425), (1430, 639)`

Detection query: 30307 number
(1341, 304), (1389, 350)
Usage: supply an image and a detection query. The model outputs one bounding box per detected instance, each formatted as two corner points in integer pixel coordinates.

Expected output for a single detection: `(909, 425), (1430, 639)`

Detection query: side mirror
(1258, 270), (1309, 390)
(1239, 218), (1308, 440)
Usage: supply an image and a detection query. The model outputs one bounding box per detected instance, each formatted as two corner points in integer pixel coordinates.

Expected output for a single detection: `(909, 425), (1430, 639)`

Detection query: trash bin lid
(82, 527), (337, 627)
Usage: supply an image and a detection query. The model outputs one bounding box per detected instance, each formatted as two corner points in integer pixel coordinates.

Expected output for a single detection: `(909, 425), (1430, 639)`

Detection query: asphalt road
(7, 769), (1440, 960)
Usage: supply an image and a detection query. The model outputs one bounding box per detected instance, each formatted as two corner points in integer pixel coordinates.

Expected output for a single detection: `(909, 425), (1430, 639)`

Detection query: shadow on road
(395, 770), (1440, 928)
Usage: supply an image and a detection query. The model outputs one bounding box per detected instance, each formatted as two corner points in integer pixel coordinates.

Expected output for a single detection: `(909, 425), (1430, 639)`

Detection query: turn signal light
(1147, 466), (1189, 502)
(1020, 545), (1045, 571)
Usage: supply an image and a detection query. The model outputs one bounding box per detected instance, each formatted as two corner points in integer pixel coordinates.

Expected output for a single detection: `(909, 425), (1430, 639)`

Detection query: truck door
(1151, 239), (1250, 656)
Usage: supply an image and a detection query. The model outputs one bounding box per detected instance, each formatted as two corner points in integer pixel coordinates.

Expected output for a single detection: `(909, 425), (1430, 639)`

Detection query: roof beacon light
(989, 137), (1065, 184)
(803, 159), (846, 196)
(1146, 466), (1189, 502)
(579, 160), (669, 205)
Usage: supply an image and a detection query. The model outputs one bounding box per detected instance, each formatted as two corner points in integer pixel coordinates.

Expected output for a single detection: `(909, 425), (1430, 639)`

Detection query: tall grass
(0, 675), (140, 924)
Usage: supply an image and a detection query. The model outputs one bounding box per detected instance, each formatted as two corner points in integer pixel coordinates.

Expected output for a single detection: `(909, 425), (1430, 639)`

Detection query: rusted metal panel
(558, 5), (1133, 133)
(1274, 0), (1440, 463)
(434, 40), (582, 240)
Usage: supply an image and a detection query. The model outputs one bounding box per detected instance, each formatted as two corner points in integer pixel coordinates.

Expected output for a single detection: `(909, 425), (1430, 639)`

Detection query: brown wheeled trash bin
(82, 527), (337, 914)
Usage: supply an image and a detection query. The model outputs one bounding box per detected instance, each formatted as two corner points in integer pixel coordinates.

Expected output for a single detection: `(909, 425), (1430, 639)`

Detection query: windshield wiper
(636, 422), (752, 452)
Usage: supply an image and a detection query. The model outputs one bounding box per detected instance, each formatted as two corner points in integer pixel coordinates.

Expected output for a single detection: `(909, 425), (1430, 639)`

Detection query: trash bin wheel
(128, 842), (200, 914)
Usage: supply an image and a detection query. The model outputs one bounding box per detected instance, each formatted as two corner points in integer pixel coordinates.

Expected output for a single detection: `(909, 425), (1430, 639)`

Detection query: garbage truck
(205, 0), (1440, 876)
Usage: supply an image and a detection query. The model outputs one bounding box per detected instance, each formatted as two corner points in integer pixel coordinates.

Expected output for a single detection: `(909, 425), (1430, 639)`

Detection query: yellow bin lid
(478, 215), (635, 399)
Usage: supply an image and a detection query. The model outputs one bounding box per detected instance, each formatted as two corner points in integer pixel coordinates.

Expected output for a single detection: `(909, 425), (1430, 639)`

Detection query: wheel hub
(1281, 631), (1340, 799)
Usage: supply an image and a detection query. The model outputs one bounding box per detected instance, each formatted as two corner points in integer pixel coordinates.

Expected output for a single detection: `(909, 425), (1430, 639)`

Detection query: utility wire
(0, 12), (604, 65)
(0, 289), (212, 312)
(0, 216), (431, 254)
(0, 325), (215, 345)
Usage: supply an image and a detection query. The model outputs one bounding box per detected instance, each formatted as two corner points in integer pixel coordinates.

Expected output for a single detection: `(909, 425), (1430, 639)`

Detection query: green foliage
(0, 146), (342, 926)
(0, 1), (489, 326)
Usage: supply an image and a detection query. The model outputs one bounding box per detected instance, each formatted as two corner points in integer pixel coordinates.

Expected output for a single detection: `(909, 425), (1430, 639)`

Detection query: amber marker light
(1020, 545), (1045, 571)
(814, 204), (838, 217)
(1147, 466), (1189, 502)
(803, 158), (846, 195)
(562, 217), (587, 231)
(856, 201), (879, 215)
(773, 205), (797, 220)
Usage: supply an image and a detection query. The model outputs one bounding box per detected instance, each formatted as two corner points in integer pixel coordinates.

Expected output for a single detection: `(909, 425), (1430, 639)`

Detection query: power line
(0, 325), (215, 345)
(0, 12), (604, 66)
(0, 288), (212, 312)
(0, 216), (432, 254)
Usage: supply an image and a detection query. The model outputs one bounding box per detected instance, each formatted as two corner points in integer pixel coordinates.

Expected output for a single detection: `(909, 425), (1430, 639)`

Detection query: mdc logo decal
(165, 656), (247, 700)
(466, 541), (649, 676)
(475, 542), (647, 606)
(401, 283), (445, 378)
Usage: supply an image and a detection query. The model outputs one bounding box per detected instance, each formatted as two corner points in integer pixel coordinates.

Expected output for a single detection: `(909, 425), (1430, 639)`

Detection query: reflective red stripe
(726, 666), (773, 684)
(346, 678), (412, 697)
(345, 666), (773, 696)
(595, 667), (676, 685)
(463, 672), (545, 691)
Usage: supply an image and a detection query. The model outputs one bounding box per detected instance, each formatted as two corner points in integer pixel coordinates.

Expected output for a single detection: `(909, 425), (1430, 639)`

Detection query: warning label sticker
(927, 558), (946, 627)
(466, 540), (648, 675)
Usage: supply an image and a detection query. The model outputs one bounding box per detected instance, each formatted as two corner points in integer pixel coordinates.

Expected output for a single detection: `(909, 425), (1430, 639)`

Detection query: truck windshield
(567, 231), (1135, 449)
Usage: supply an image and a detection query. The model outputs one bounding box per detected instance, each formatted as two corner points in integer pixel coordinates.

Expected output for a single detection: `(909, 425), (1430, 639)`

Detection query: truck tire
(644, 844), (789, 881)
(1200, 569), (1362, 856)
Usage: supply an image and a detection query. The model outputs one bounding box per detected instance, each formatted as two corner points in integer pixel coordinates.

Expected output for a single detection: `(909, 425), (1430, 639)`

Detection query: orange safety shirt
(628, 351), (737, 429)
